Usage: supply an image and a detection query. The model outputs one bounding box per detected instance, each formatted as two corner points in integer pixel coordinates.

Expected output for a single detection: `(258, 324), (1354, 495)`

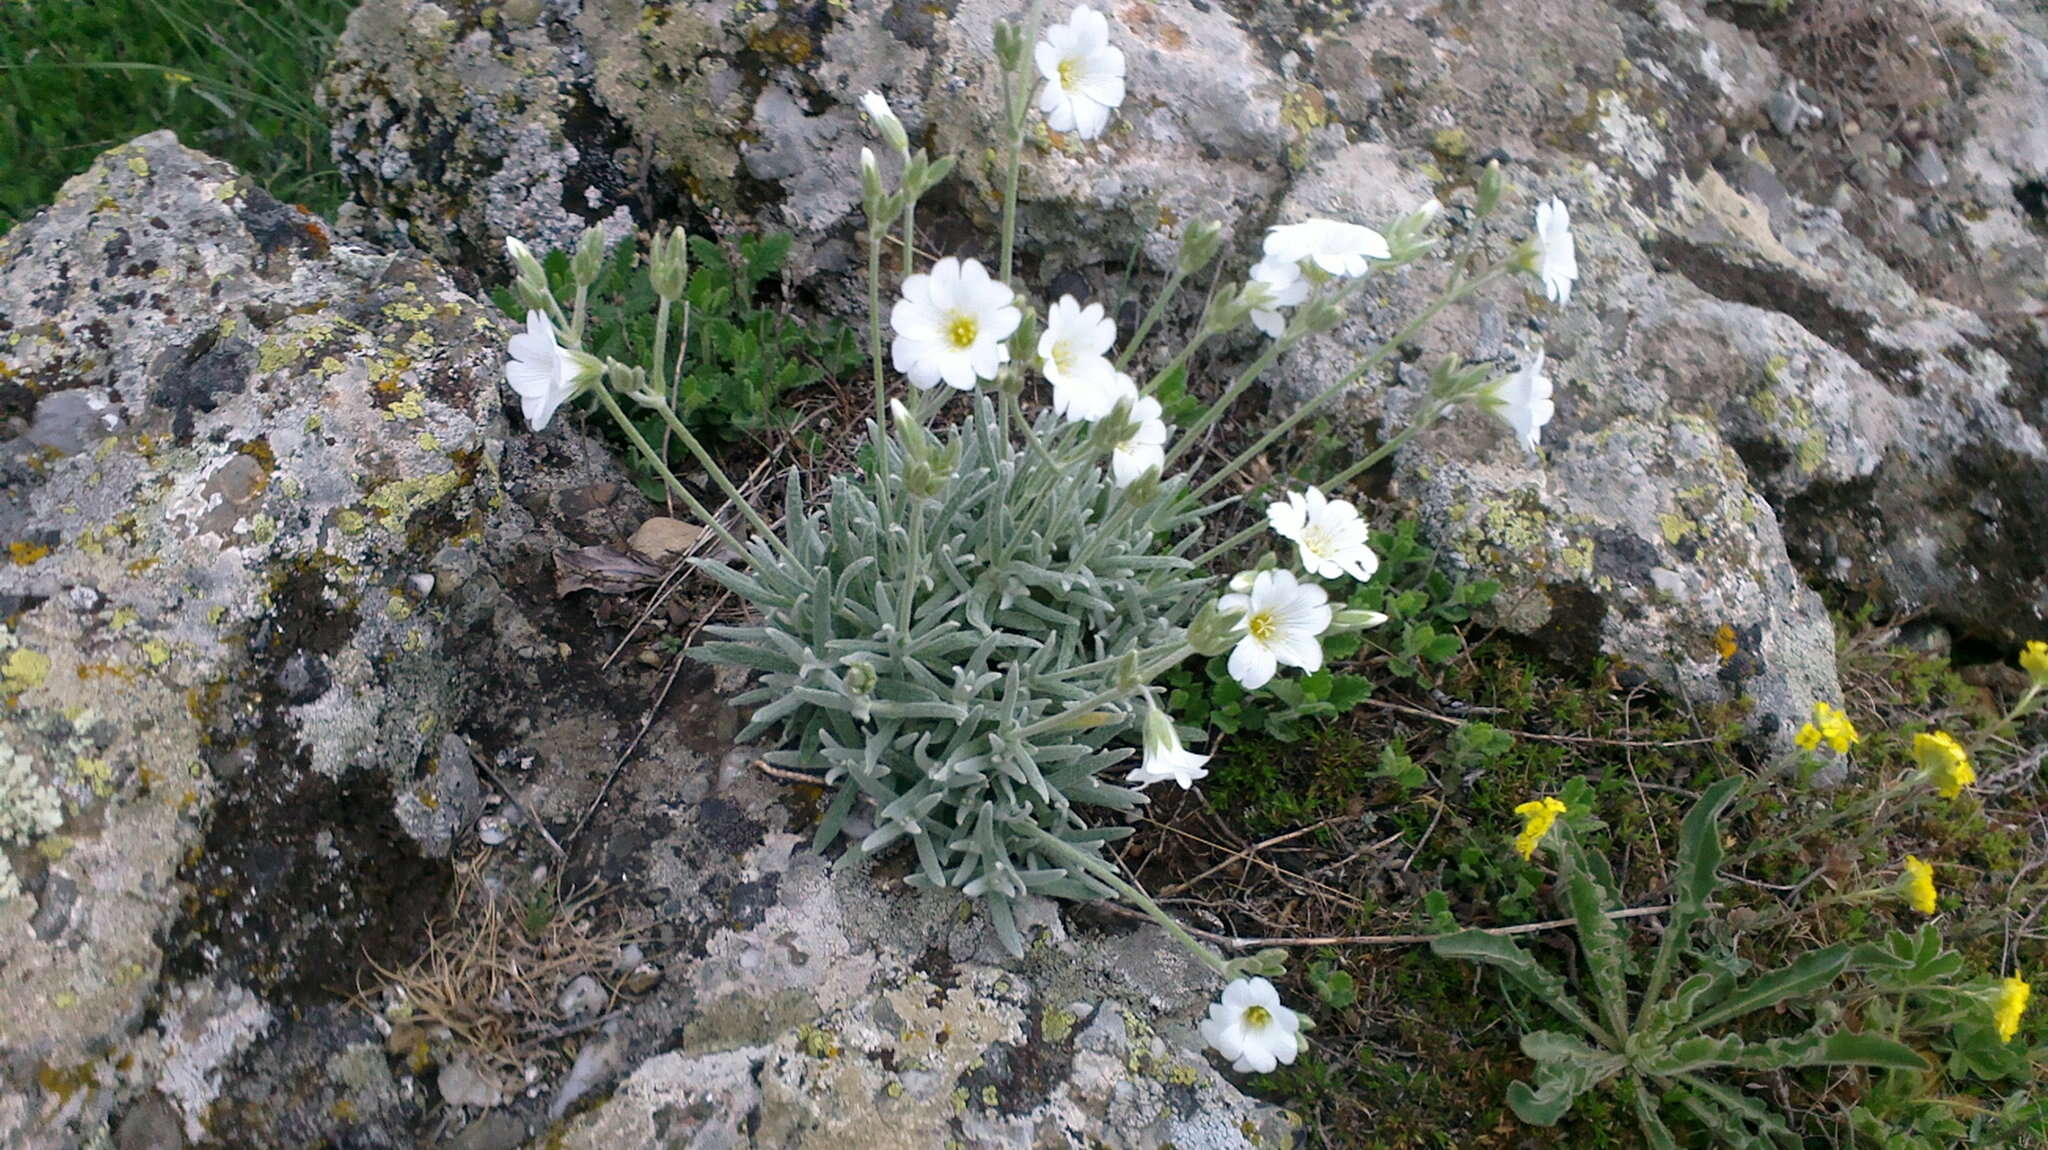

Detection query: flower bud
(859, 90), (910, 157)
(649, 226), (689, 302)
(1176, 220), (1225, 276)
(505, 235), (547, 284)
(1331, 608), (1390, 631)
(1120, 468), (1161, 506)
(1476, 158), (1507, 217)
(993, 20), (1025, 70)
(572, 225), (607, 288)
(860, 146), (884, 207)
(1187, 599), (1247, 657)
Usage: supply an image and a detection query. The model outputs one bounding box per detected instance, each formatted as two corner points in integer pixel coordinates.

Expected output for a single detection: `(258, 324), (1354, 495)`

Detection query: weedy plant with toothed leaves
(1430, 779), (1933, 1148)
(692, 392), (1215, 952)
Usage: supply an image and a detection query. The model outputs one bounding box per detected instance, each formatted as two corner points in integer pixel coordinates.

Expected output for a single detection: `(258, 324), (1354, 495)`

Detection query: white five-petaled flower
(1109, 395), (1167, 487)
(890, 257), (1023, 391)
(1247, 255), (1310, 339)
(1128, 706), (1211, 789)
(1482, 348), (1555, 452)
(504, 310), (601, 432)
(1216, 569), (1332, 690)
(1267, 487), (1379, 582)
(1263, 218), (1391, 279)
(1039, 296), (1126, 419)
(1035, 6), (1126, 140)
(1535, 198), (1577, 304)
(1200, 978), (1302, 1074)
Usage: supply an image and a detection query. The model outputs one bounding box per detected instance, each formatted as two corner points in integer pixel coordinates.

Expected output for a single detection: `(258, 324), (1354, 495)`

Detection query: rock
(1, 133), (1295, 1149)
(0, 131), (499, 1147)
(1265, 0), (2048, 755)
(321, 0), (1289, 284)
(439, 1057), (509, 1111)
(556, 973), (608, 1020)
(626, 516), (700, 564)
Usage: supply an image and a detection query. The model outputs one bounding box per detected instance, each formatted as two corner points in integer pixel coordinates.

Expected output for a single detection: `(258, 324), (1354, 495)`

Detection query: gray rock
(321, 0), (1289, 284)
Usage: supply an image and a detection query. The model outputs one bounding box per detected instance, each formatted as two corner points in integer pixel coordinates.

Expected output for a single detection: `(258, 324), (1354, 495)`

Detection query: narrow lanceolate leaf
(1674, 1077), (1798, 1150)
(1627, 1076), (1681, 1150)
(1639, 970), (1731, 1043)
(1685, 945), (1851, 1034)
(1431, 931), (1613, 1047)
(1637, 775), (1743, 1027)
(1735, 1030), (1928, 1073)
(1554, 830), (1634, 1043)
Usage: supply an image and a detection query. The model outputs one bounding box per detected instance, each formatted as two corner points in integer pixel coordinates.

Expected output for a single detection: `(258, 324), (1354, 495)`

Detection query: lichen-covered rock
(321, 0), (1289, 282)
(1266, 0), (2047, 751)
(0, 130), (501, 1147)
(0, 134), (1293, 1150)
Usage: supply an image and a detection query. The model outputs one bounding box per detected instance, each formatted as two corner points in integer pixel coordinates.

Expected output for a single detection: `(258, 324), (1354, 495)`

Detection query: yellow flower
(1812, 701), (1859, 752)
(1900, 856), (1937, 915)
(1913, 730), (1976, 799)
(1513, 797), (1568, 860)
(1993, 975), (2031, 1044)
(1794, 723), (1823, 751)
(2022, 640), (2048, 687)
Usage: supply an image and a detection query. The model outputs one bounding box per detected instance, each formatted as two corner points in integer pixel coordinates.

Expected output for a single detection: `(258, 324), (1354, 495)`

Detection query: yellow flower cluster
(2023, 640), (2048, 687)
(1994, 975), (2031, 1044)
(1913, 730), (1976, 799)
(1900, 856), (1937, 915)
(1513, 797), (1568, 860)
(1793, 701), (1859, 753)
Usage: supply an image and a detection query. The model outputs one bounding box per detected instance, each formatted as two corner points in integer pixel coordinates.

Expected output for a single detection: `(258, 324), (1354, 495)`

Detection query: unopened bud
(650, 226), (689, 301)
(1177, 220), (1225, 276)
(1187, 599), (1247, 657)
(514, 276), (554, 315)
(1332, 608), (1390, 631)
(992, 20), (1025, 70)
(859, 90), (910, 157)
(1475, 159), (1506, 217)
(505, 236), (546, 284)
(572, 225), (607, 288)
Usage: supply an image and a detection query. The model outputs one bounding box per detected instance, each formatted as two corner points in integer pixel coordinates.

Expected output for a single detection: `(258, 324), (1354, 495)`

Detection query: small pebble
(477, 815), (511, 846)
(557, 974), (607, 1019)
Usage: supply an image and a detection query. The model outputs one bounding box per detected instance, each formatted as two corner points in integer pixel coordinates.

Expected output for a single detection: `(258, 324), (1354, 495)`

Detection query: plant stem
(570, 284), (589, 347)
(997, 0), (1046, 286)
(1115, 265), (1187, 370)
(652, 295), (673, 501)
(1160, 337), (1288, 471)
(1016, 645), (1194, 738)
(635, 393), (800, 566)
(1184, 266), (1505, 508)
(1190, 396), (1447, 568)
(902, 199), (917, 280)
(587, 382), (752, 562)
(1024, 825), (1229, 977)
(865, 224), (898, 537)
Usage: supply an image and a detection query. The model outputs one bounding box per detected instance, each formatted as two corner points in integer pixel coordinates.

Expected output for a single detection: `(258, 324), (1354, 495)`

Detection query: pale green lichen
(1, 738), (64, 900)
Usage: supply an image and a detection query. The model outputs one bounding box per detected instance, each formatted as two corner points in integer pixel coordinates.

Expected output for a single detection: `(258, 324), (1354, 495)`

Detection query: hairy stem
(588, 382), (752, 562)
(1025, 825), (1229, 976)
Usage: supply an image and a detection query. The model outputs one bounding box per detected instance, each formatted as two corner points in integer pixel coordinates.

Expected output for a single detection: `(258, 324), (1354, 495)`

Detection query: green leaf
(1552, 829), (1634, 1044)
(1636, 776), (1743, 1025)
(1685, 945), (1852, 1034)
(1430, 930), (1612, 1047)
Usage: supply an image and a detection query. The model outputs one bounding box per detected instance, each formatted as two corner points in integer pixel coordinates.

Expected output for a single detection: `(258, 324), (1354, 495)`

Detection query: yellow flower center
(1057, 57), (1079, 90)
(1246, 610), (1277, 643)
(947, 315), (980, 350)
(1244, 1005), (1272, 1028)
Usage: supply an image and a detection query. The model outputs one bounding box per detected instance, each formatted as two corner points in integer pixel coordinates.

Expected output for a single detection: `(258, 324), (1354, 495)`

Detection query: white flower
(1267, 487), (1379, 582)
(1128, 706), (1210, 789)
(890, 257), (1023, 391)
(1535, 198), (1578, 304)
(1215, 569), (1332, 690)
(1109, 395), (1167, 487)
(1263, 218), (1390, 279)
(1038, 295), (1126, 419)
(1482, 348), (1555, 452)
(1247, 255), (1310, 339)
(1035, 6), (1126, 140)
(504, 310), (601, 432)
(1200, 978), (1302, 1074)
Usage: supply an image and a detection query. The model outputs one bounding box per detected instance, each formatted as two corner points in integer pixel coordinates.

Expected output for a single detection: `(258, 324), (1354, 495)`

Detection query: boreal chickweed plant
(501, 1), (1576, 1073)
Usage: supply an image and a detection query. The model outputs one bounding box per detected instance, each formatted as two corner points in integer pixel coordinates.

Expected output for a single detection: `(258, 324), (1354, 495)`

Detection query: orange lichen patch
(8, 541), (50, 565)
(75, 663), (139, 682)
